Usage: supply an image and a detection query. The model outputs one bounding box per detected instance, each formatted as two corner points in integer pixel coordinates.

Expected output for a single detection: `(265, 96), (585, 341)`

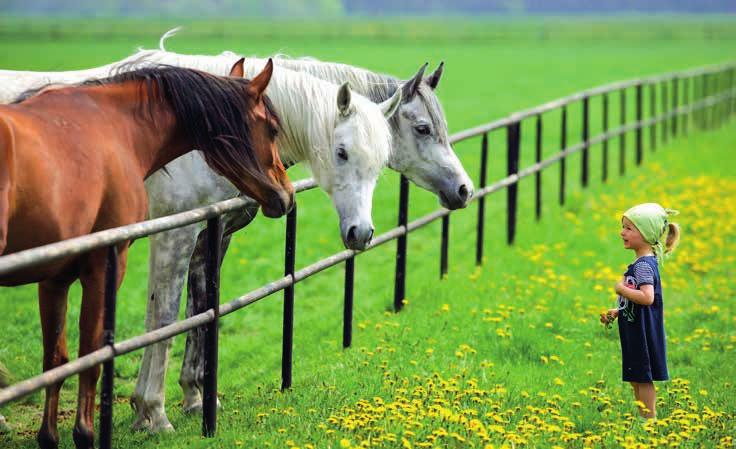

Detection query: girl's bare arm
(615, 282), (655, 306)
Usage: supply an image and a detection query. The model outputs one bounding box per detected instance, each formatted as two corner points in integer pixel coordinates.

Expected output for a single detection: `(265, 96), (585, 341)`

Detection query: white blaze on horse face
(308, 83), (395, 251)
(390, 91), (474, 210)
(327, 113), (379, 251)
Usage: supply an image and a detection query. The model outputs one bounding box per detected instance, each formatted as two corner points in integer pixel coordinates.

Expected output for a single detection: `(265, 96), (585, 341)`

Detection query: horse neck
(84, 81), (189, 178)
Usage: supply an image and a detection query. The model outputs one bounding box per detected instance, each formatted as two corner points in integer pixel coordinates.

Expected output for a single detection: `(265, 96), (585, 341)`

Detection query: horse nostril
(347, 225), (357, 243)
(458, 184), (469, 200)
(367, 228), (374, 243)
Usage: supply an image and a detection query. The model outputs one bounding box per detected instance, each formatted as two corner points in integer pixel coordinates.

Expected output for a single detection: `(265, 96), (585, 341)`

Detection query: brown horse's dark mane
(18, 65), (281, 188)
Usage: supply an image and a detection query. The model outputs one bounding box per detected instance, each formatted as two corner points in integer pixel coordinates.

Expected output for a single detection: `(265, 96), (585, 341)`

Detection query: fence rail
(1, 61), (735, 447)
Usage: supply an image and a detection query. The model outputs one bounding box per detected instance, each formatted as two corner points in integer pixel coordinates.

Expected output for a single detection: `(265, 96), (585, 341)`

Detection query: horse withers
(0, 59), (293, 449)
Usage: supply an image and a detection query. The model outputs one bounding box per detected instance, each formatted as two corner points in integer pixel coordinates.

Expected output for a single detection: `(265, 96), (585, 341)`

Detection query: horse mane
(241, 61), (392, 183)
(84, 65), (281, 187)
(270, 55), (449, 145)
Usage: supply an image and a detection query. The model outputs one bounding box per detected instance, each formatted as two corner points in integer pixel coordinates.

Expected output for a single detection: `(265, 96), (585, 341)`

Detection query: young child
(599, 203), (680, 420)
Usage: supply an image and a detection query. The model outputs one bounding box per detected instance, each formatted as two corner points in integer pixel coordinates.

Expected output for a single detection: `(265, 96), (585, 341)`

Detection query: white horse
(3, 49), (401, 433)
(266, 55), (474, 208)
(133, 39), (474, 432)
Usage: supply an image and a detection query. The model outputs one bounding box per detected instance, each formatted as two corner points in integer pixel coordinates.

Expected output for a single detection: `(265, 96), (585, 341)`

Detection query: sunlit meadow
(0, 18), (734, 449)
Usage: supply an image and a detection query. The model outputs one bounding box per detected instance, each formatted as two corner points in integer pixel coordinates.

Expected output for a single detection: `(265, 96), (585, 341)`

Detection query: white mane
(116, 47), (392, 187)
(242, 60), (392, 185)
(155, 31), (393, 182)
(266, 54), (450, 145)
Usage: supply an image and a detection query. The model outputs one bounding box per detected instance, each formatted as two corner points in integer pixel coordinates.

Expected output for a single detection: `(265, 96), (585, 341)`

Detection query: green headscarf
(622, 203), (679, 264)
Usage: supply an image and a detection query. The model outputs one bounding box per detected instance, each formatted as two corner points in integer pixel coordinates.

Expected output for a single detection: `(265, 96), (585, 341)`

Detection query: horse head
(390, 62), (474, 210)
(314, 82), (401, 250)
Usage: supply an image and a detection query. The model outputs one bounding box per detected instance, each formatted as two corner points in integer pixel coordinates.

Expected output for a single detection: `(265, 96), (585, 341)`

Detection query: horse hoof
(36, 427), (59, 449)
(72, 424), (94, 449)
(148, 419), (175, 434)
(131, 416), (150, 432)
(182, 400), (203, 414)
(183, 397), (221, 414)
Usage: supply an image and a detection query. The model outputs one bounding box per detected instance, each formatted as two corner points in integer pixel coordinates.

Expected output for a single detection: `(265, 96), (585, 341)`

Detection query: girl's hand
(600, 309), (618, 326)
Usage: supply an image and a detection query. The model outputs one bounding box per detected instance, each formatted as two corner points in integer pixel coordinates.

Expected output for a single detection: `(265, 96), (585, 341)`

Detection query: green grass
(1, 18), (735, 449)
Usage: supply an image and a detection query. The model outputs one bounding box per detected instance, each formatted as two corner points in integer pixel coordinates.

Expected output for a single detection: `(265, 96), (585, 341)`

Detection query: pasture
(1, 17), (735, 448)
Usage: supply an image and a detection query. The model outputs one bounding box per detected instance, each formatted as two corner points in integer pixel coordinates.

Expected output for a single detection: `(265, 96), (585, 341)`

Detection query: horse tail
(159, 27), (182, 51)
(0, 115), (14, 255)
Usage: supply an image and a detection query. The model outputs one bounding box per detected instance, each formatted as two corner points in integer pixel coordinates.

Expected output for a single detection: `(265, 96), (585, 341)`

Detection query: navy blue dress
(617, 256), (669, 382)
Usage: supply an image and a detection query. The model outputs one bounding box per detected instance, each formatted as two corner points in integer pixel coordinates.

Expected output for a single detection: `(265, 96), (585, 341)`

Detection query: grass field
(1, 17), (735, 449)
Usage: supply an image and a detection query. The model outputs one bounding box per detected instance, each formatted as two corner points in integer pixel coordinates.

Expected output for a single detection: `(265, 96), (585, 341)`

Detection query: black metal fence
(0, 61), (734, 447)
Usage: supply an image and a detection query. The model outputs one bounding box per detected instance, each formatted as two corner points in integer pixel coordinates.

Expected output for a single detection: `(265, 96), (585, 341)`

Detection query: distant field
(0, 17), (734, 449)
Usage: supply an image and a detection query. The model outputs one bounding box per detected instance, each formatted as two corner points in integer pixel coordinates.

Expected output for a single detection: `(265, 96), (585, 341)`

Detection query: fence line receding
(1, 61), (734, 446)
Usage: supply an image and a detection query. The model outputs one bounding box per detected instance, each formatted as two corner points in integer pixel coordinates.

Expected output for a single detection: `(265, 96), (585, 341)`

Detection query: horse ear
(379, 87), (402, 119)
(425, 61), (444, 90)
(229, 58), (245, 78)
(401, 62), (428, 101)
(337, 82), (352, 117)
(248, 58), (274, 97)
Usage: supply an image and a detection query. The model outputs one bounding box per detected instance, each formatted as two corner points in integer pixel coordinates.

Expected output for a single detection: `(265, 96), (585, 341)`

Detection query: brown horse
(0, 59), (293, 449)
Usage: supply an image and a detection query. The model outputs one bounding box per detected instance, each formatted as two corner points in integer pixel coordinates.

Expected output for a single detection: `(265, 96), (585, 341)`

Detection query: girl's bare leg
(636, 382), (657, 419)
(630, 382), (641, 403)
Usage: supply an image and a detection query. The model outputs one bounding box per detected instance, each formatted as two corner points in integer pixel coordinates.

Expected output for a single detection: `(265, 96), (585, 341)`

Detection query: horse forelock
(350, 94), (393, 171)
(415, 83), (450, 145)
(253, 65), (391, 183)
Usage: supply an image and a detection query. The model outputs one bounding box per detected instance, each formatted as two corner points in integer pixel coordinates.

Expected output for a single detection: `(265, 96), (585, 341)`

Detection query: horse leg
(36, 279), (72, 449)
(131, 226), (198, 433)
(72, 247), (127, 449)
(180, 226), (236, 413)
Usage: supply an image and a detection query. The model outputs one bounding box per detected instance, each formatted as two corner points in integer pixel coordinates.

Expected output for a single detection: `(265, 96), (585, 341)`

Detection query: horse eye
(414, 124), (431, 136)
(269, 126), (278, 139)
(337, 147), (348, 161)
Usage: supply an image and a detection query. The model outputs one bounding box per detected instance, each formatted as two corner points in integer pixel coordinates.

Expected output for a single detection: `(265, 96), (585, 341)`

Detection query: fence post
(559, 106), (567, 205)
(636, 84), (643, 166)
(581, 96), (590, 187)
(619, 89), (626, 175)
(728, 67), (736, 115)
(728, 68), (736, 116)
(695, 74), (701, 129)
(393, 175), (409, 312)
(535, 114), (543, 220)
(602, 93), (609, 182)
(661, 81), (668, 144)
(506, 121), (521, 245)
(281, 206), (297, 390)
(440, 215), (449, 278)
(719, 70), (726, 125)
(99, 245), (117, 449)
(714, 70), (721, 127)
(683, 76), (689, 135)
(672, 76), (679, 137)
(702, 73), (708, 129)
(342, 256), (354, 348)
(475, 133), (488, 266)
(649, 83), (656, 151)
(202, 216), (222, 437)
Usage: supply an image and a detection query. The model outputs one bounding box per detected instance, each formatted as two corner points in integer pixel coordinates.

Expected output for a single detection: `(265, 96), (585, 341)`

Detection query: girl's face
(621, 217), (648, 251)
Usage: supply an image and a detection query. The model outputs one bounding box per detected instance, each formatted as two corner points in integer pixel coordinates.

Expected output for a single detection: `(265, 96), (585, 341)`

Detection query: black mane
(20, 65), (281, 188)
